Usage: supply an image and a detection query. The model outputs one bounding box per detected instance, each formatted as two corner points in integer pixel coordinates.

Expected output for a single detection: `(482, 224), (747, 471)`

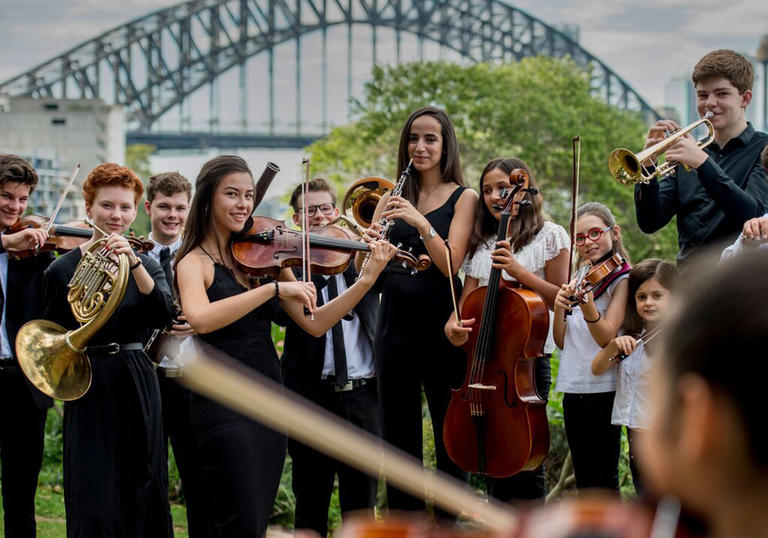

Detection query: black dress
(42, 248), (175, 538)
(375, 186), (468, 511)
(192, 262), (287, 537)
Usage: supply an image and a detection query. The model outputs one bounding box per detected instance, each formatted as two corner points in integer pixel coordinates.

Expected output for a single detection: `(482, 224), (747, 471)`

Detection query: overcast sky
(1, 0), (767, 112)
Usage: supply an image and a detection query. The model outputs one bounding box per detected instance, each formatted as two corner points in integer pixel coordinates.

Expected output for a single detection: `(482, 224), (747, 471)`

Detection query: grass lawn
(0, 485), (189, 537)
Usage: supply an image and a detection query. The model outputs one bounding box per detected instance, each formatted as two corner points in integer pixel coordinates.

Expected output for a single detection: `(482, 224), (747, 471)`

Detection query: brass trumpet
(608, 112), (715, 185)
(15, 239), (129, 400)
(329, 177), (394, 236)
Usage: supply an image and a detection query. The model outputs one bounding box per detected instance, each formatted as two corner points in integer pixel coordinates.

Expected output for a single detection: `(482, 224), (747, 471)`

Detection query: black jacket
(6, 252), (55, 409)
(277, 266), (379, 399)
(635, 123), (768, 269)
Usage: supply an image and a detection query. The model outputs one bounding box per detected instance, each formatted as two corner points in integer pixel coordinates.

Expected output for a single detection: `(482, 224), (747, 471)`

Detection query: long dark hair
(468, 157), (544, 257)
(623, 259), (680, 336)
(175, 155), (253, 267)
(396, 106), (464, 204)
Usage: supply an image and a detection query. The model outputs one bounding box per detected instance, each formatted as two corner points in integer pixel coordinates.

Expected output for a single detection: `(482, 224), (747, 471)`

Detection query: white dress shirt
(320, 273), (375, 380)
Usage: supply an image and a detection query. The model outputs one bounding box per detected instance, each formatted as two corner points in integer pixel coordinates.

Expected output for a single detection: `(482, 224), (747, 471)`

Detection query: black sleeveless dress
(375, 186), (468, 511)
(191, 262), (287, 537)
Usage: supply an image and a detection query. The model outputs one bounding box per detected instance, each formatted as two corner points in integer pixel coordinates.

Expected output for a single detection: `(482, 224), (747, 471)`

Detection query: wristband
(584, 312), (601, 323)
(129, 258), (142, 270)
(273, 280), (279, 298)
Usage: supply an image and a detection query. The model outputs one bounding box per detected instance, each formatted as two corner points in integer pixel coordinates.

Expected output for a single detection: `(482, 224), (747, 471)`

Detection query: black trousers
(563, 392), (620, 491)
(376, 344), (466, 513)
(157, 372), (206, 537)
(290, 381), (380, 536)
(489, 355), (551, 502)
(0, 366), (48, 538)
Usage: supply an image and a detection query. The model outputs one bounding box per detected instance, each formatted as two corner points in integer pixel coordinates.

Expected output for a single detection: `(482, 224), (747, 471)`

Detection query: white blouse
(462, 221), (569, 354)
(611, 332), (653, 430)
(554, 274), (628, 394)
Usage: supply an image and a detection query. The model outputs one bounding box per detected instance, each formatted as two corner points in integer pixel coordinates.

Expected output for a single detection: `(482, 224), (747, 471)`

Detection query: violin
(230, 215), (430, 278)
(569, 252), (627, 305)
(6, 214), (92, 259)
(443, 169), (550, 477)
(6, 215), (154, 258)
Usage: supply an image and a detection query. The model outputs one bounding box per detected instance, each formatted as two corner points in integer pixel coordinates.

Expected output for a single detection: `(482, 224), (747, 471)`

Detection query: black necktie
(159, 247), (174, 294)
(326, 275), (348, 388)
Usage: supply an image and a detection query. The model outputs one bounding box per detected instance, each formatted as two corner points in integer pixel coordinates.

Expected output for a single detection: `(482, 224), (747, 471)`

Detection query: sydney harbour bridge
(0, 0), (659, 150)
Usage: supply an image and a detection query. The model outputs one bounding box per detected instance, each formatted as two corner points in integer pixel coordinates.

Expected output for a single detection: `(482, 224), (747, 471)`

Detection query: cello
(443, 169), (549, 477)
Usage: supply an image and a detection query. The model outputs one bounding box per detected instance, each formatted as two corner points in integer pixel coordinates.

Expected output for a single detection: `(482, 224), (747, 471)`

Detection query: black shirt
(634, 123), (768, 270)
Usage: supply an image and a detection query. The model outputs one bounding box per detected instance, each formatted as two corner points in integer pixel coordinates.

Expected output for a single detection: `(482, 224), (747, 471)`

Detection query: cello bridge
(468, 383), (496, 391)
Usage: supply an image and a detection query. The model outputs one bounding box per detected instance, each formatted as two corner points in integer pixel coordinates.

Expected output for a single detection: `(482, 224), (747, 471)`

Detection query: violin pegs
(523, 187), (539, 195)
(396, 242), (403, 249)
(516, 200), (532, 207)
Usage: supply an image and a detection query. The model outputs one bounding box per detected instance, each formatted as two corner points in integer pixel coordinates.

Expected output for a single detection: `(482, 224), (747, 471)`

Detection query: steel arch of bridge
(0, 0), (659, 135)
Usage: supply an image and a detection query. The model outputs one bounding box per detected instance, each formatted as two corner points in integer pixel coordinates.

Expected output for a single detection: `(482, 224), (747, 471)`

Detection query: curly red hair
(82, 163), (144, 207)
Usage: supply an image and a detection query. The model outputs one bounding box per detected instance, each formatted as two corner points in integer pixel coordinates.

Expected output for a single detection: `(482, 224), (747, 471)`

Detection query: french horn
(15, 239), (130, 400)
(330, 177), (394, 235)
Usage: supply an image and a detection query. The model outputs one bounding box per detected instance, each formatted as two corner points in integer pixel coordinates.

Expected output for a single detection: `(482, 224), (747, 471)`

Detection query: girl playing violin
(444, 157), (569, 500)
(591, 259), (680, 495)
(553, 202), (630, 492)
(359, 106), (477, 512)
(175, 155), (395, 536)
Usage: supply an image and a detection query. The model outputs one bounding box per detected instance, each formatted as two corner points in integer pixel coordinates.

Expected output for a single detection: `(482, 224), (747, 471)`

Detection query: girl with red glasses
(552, 202), (631, 493)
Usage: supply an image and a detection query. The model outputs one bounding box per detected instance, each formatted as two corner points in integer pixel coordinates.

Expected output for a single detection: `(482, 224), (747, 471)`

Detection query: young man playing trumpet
(634, 49), (768, 271)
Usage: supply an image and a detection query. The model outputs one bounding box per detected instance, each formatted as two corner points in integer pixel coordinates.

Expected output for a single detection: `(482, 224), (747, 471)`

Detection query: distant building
(0, 149), (81, 221)
(0, 96), (125, 182)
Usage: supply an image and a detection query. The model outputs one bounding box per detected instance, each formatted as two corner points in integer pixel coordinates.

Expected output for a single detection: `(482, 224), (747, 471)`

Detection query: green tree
(307, 58), (678, 262)
(125, 143), (156, 237)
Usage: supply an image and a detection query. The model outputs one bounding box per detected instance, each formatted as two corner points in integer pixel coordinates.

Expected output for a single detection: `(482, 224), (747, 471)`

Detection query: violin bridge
(468, 383), (496, 391)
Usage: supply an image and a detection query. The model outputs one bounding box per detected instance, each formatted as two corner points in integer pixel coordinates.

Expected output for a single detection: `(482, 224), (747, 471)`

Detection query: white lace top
(461, 221), (570, 354)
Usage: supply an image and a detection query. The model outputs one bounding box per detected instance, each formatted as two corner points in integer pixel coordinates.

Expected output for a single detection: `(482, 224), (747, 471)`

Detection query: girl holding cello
(174, 155), (395, 536)
(360, 106), (477, 512)
(553, 202), (630, 492)
(444, 157), (569, 500)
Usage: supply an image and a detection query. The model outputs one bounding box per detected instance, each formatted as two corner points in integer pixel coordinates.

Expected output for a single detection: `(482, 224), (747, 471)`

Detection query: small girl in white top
(445, 157), (569, 501)
(591, 259), (679, 496)
(553, 202), (630, 492)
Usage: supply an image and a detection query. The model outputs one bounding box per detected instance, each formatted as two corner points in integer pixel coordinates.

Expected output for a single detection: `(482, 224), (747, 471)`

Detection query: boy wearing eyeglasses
(634, 49), (768, 271)
(278, 178), (381, 536)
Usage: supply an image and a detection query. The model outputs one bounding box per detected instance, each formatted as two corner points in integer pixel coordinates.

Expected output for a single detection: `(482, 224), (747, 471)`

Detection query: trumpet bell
(16, 319), (92, 401)
(608, 148), (643, 185)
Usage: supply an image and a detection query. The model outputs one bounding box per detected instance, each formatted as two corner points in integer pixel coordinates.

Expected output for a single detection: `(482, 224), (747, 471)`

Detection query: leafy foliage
(307, 58), (678, 262)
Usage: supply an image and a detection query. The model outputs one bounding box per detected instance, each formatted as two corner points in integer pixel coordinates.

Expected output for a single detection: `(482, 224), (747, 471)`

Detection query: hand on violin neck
(358, 240), (397, 284)
(1, 226), (48, 252)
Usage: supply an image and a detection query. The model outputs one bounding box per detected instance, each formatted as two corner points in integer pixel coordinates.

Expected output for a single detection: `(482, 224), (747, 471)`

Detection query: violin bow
(301, 158), (314, 319)
(443, 240), (462, 327)
(45, 163), (81, 234)
(178, 338), (518, 533)
(568, 136), (581, 283)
